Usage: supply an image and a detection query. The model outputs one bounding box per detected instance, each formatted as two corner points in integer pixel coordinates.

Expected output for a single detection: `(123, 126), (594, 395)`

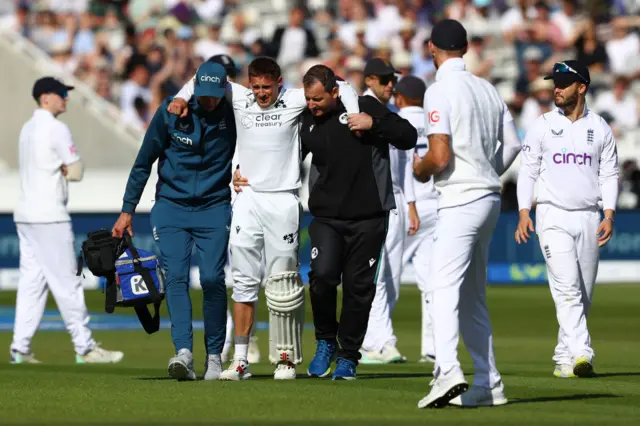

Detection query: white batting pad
(264, 271), (305, 365)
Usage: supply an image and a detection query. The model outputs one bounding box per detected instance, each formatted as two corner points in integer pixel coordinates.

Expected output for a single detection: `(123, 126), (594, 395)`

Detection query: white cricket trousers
(535, 203), (600, 366)
(402, 199), (438, 358)
(362, 192), (406, 352)
(429, 193), (502, 388)
(11, 222), (96, 355)
(230, 187), (301, 303)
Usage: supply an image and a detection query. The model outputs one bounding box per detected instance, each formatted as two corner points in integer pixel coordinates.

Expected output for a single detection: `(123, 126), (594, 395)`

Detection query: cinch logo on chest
(553, 148), (592, 166)
(172, 133), (193, 145)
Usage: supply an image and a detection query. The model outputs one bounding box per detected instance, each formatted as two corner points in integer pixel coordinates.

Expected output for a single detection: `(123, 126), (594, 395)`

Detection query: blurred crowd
(0, 0), (639, 208)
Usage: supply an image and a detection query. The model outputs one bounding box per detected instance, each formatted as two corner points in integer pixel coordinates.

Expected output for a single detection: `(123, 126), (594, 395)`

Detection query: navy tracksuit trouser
(151, 199), (231, 355)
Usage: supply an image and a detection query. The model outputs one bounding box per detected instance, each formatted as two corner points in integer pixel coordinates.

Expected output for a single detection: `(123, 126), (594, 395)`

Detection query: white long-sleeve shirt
(424, 58), (514, 209)
(397, 106), (437, 203)
(175, 79), (360, 192)
(14, 109), (81, 223)
(517, 108), (619, 212)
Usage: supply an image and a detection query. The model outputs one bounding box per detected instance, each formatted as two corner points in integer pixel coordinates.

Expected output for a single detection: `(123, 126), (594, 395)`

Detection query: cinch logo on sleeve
(200, 75), (221, 83)
(553, 148), (592, 166)
(172, 133), (193, 145)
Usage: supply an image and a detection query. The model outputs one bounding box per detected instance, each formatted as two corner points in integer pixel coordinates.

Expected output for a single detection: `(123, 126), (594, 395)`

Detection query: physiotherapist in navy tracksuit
(112, 61), (236, 381)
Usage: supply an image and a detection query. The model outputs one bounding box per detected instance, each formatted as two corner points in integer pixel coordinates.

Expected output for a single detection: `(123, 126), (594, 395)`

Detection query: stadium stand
(0, 0), (638, 210)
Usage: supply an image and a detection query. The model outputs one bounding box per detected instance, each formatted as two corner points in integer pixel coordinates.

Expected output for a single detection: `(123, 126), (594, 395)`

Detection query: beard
(554, 89), (579, 108)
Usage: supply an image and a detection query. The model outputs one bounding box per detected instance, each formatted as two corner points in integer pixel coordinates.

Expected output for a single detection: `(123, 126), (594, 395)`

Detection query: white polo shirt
(13, 109), (81, 223)
(517, 107), (619, 212)
(424, 58), (512, 209)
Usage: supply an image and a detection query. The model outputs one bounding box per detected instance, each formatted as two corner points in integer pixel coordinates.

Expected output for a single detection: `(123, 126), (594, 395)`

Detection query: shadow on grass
(508, 393), (619, 404)
(592, 372), (640, 378)
(135, 372), (430, 381)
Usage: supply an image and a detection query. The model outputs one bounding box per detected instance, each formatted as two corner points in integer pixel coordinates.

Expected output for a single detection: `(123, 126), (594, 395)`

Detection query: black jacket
(301, 96), (417, 220)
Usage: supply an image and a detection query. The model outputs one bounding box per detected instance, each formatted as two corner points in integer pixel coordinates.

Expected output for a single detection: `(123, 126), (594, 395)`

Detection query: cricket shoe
(274, 351), (296, 380)
(204, 354), (223, 380)
(553, 364), (576, 378)
(418, 354), (436, 364)
(307, 340), (337, 378)
(417, 370), (468, 409)
(332, 358), (357, 380)
(248, 336), (261, 364)
(76, 345), (124, 364)
(219, 357), (252, 381)
(167, 348), (196, 381)
(449, 382), (508, 407)
(573, 356), (595, 378)
(359, 344), (407, 364)
(10, 350), (41, 364)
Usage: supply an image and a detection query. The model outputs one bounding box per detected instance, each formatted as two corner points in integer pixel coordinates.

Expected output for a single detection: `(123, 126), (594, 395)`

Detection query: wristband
(604, 216), (614, 223)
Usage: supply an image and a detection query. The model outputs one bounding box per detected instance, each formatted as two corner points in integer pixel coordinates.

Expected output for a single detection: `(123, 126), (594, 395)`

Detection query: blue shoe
(332, 358), (357, 380)
(307, 340), (337, 378)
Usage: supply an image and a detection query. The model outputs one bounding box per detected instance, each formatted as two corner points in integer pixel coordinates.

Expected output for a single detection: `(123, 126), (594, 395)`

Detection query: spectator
(120, 61), (151, 114)
(594, 75), (639, 132)
(605, 17), (640, 76)
(194, 21), (228, 60)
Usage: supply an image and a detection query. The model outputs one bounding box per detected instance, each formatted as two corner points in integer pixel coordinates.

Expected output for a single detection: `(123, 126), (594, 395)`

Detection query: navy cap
(544, 60), (590, 85)
(395, 76), (426, 100)
(207, 54), (238, 79)
(364, 58), (398, 77)
(430, 19), (468, 51)
(32, 77), (74, 100)
(194, 62), (227, 97)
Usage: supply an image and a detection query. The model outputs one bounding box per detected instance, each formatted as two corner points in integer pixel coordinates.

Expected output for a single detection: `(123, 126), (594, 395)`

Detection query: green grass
(0, 285), (639, 425)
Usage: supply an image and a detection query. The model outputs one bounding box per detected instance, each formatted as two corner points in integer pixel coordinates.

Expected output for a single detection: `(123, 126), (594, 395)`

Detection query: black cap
(207, 54), (238, 79)
(364, 58), (398, 77)
(32, 77), (74, 101)
(544, 60), (590, 85)
(430, 19), (468, 51)
(395, 76), (426, 100)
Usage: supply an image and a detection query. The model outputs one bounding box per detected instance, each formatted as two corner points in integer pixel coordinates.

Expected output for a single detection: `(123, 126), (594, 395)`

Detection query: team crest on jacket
(339, 113), (349, 124)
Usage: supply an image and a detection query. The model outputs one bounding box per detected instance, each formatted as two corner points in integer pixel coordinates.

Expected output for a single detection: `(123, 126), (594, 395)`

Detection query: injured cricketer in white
(265, 271), (305, 379)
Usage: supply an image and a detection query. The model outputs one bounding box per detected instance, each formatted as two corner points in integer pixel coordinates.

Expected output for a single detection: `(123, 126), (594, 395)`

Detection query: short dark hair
(248, 57), (281, 80)
(303, 65), (337, 93)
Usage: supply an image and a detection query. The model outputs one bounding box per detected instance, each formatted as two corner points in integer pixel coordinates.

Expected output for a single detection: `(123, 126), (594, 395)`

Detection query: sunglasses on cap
(378, 74), (398, 86)
(552, 62), (588, 84)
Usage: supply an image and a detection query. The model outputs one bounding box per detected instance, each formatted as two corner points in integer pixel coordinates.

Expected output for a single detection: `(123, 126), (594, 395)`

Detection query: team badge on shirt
(339, 113), (349, 124)
(587, 129), (594, 145)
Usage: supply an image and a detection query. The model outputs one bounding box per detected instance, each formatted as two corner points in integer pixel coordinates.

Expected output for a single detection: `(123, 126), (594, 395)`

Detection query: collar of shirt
(435, 58), (466, 82)
(400, 106), (423, 114)
(555, 104), (590, 119)
(364, 88), (381, 103)
(33, 108), (55, 120)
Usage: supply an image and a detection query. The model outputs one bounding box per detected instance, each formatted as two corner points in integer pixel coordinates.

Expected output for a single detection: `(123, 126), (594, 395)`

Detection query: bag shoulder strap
(134, 302), (162, 334)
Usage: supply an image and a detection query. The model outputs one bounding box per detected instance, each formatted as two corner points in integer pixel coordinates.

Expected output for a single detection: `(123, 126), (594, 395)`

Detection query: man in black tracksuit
(302, 65), (417, 380)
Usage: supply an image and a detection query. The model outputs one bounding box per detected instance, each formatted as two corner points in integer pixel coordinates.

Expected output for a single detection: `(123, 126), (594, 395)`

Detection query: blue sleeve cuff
(122, 201), (136, 214)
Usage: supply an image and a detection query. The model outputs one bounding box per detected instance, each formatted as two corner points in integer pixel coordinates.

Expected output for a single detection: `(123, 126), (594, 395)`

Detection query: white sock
(235, 344), (248, 360)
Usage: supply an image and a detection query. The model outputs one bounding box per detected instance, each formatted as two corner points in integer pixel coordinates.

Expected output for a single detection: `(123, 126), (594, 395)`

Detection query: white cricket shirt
(176, 80), (360, 192)
(424, 58), (513, 209)
(363, 88), (405, 195)
(398, 106), (438, 203)
(13, 109), (81, 223)
(517, 107), (619, 211)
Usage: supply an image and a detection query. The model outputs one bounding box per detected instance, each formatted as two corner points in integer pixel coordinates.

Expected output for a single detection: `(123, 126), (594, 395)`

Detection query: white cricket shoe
(248, 336), (261, 364)
(219, 357), (252, 381)
(418, 370), (468, 409)
(204, 354), (223, 380)
(448, 383), (508, 407)
(418, 354), (436, 364)
(167, 348), (196, 381)
(274, 361), (296, 380)
(76, 345), (124, 364)
(554, 364), (576, 378)
(10, 350), (41, 364)
(359, 344), (407, 364)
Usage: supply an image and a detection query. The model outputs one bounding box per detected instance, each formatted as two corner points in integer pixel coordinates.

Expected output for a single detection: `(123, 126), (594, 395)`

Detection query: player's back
(398, 106), (437, 202)
(429, 69), (505, 208)
(14, 110), (71, 223)
(229, 83), (306, 193)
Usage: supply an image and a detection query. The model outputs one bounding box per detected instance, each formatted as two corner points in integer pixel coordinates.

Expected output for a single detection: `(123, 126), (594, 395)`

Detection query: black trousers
(308, 215), (388, 362)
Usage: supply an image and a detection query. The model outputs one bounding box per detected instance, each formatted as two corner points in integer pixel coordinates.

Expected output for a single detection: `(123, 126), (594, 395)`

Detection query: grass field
(0, 285), (639, 425)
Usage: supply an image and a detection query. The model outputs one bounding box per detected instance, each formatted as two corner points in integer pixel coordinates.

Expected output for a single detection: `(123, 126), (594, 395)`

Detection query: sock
(235, 335), (250, 360)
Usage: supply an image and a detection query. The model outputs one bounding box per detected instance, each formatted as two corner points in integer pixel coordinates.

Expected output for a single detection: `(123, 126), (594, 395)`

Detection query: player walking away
(300, 65), (417, 380)
(359, 58), (410, 364)
(412, 19), (521, 408)
(11, 77), (123, 365)
(113, 62), (236, 381)
(168, 57), (360, 380)
(515, 60), (618, 379)
(393, 76), (438, 364)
